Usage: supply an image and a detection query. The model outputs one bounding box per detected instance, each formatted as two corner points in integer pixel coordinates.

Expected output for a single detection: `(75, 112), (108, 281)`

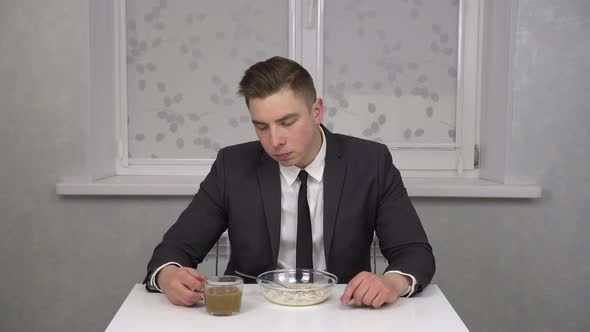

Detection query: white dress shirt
(276, 127), (327, 271)
(151, 127), (416, 296)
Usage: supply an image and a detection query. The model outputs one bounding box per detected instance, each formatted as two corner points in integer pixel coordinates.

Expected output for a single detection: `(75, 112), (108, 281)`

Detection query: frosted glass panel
(126, 0), (289, 159)
(323, 0), (459, 145)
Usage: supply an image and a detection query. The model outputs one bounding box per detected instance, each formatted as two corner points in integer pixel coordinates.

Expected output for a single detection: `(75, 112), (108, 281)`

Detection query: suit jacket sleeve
(143, 149), (229, 287)
(375, 144), (435, 295)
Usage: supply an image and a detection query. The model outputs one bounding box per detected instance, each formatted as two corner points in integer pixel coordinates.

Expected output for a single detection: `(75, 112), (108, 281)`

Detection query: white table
(106, 284), (469, 331)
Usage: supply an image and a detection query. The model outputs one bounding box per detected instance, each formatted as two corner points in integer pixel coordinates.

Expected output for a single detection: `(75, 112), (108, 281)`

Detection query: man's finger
(183, 276), (204, 292)
(371, 291), (387, 308)
(179, 270), (205, 291)
(184, 288), (203, 305)
(167, 287), (192, 307)
(340, 273), (367, 304)
(178, 294), (195, 307)
(362, 284), (380, 306)
(176, 286), (203, 306)
(185, 268), (207, 281)
(352, 281), (370, 306)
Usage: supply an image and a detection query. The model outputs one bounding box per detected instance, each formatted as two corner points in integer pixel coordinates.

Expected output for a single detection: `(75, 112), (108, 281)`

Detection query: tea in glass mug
(204, 276), (243, 316)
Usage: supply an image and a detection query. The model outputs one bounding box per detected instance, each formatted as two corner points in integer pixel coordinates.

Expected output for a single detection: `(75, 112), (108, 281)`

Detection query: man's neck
(299, 126), (323, 169)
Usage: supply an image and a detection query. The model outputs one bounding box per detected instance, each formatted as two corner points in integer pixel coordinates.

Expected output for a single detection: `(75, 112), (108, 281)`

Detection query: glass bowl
(257, 269), (338, 306)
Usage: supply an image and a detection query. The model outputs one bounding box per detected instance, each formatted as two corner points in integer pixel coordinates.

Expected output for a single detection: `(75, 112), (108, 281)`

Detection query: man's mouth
(274, 152), (292, 161)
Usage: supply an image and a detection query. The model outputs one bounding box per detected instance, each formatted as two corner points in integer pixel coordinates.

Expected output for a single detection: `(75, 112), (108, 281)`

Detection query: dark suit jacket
(145, 127), (435, 294)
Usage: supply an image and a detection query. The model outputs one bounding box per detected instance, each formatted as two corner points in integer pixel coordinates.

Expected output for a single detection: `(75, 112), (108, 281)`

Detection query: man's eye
(281, 121), (295, 127)
(256, 125), (268, 131)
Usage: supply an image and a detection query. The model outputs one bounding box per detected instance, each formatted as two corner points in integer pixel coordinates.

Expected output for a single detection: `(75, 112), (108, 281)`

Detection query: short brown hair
(238, 56), (317, 108)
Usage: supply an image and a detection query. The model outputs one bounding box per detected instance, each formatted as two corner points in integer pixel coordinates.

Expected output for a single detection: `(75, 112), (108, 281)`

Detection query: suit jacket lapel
(322, 127), (346, 268)
(257, 152), (281, 265)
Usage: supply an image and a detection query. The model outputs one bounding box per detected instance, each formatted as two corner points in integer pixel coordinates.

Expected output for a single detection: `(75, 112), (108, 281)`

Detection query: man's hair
(238, 56), (317, 108)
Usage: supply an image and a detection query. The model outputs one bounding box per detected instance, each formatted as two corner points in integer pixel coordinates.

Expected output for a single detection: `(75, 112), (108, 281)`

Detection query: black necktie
(296, 170), (313, 269)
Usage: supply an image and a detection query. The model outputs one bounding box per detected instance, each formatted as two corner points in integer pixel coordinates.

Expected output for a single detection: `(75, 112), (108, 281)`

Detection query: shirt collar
(279, 126), (326, 186)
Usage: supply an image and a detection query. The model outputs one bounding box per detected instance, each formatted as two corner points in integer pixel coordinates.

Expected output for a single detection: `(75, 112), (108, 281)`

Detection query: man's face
(248, 88), (323, 168)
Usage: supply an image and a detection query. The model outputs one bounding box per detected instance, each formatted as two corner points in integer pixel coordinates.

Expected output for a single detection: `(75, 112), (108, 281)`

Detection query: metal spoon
(234, 271), (290, 289)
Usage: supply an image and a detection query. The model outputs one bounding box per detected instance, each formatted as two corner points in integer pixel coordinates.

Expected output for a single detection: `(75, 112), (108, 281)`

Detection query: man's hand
(340, 271), (411, 308)
(157, 265), (207, 306)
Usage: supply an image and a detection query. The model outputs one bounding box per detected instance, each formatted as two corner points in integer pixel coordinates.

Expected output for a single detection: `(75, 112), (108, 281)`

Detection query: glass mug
(204, 275), (244, 316)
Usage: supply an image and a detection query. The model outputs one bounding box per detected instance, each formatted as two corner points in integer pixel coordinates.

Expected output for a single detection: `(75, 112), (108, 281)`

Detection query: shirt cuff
(384, 270), (417, 297)
(150, 262), (182, 293)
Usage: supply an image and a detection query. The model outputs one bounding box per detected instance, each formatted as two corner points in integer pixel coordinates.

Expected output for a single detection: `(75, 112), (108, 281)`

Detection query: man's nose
(269, 127), (284, 148)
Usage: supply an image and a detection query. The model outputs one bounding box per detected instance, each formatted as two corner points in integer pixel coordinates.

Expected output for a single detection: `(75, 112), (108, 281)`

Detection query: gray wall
(1, 1), (588, 331)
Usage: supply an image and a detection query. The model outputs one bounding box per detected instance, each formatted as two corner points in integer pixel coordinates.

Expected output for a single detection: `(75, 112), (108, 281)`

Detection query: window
(121, 0), (290, 175)
(116, 0), (482, 176)
(320, 0), (477, 171)
(59, 0), (541, 198)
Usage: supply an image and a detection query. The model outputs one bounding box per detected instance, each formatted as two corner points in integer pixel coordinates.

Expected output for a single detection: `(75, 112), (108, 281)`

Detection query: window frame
(113, 0), (482, 177)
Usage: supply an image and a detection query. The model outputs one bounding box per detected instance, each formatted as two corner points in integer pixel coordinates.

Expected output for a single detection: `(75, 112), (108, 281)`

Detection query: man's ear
(312, 98), (324, 124)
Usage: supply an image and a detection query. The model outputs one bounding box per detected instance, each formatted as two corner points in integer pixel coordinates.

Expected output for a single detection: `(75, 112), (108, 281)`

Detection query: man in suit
(144, 56), (435, 308)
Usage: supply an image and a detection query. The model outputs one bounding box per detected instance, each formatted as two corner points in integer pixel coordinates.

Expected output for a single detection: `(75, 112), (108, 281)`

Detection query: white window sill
(56, 175), (541, 198)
